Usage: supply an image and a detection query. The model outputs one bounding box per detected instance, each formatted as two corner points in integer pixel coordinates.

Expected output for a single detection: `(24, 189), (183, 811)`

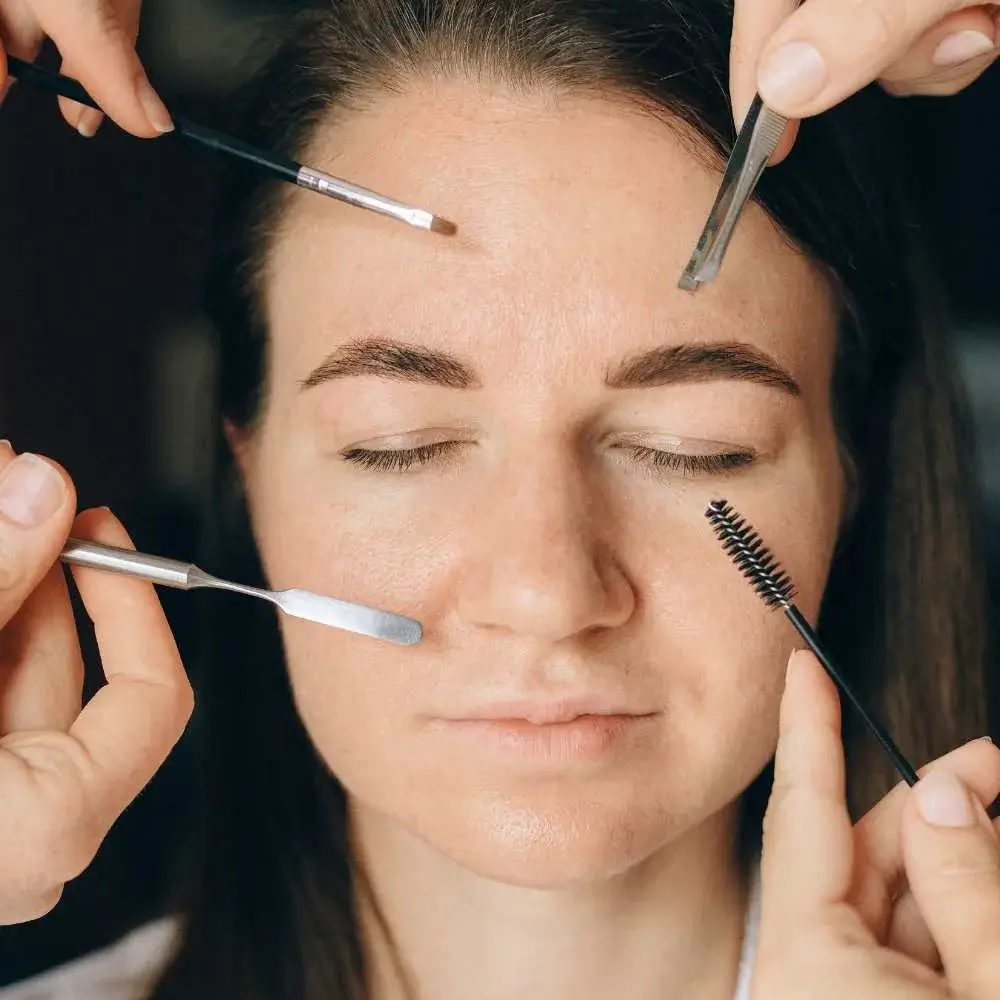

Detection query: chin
(408, 783), (689, 888)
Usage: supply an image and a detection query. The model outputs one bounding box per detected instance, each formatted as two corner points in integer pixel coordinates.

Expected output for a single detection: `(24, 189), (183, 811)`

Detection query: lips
(445, 697), (651, 726)
(434, 706), (659, 762)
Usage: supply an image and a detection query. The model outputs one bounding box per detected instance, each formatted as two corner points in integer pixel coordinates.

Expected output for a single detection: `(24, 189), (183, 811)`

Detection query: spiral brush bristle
(705, 499), (795, 610)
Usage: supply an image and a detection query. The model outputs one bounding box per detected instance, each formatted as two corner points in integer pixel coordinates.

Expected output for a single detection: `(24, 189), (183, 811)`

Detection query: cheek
(615, 442), (842, 783)
(244, 441), (451, 806)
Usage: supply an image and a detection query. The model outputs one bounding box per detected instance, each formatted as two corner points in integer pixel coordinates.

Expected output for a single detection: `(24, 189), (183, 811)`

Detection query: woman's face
(240, 79), (844, 886)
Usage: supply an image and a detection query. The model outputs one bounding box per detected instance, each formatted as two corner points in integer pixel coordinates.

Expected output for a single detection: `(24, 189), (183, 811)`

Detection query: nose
(455, 456), (635, 641)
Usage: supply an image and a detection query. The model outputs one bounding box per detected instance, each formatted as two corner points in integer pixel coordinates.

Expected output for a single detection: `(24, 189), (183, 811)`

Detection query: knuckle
(858, 0), (899, 54)
(761, 783), (796, 845)
(1, 885), (65, 925)
(31, 885), (65, 919)
(921, 76), (979, 97)
(15, 759), (98, 885)
(165, 675), (195, 732)
(879, 78), (916, 97)
(45, 814), (101, 884)
(93, 1), (139, 52)
(22, 819), (89, 888)
(930, 839), (1000, 888)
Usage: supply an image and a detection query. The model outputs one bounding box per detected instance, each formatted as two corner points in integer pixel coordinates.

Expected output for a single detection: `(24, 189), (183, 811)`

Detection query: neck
(351, 803), (750, 1000)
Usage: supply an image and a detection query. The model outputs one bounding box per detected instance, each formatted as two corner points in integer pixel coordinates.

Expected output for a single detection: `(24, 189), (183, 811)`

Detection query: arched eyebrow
(300, 337), (799, 396)
(300, 337), (479, 389)
(605, 342), (800, 395)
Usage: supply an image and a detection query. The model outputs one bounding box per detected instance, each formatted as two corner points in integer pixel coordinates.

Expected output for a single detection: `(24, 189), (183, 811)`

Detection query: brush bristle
(704, 499), (795, 610)
(430, 215), (458, 235)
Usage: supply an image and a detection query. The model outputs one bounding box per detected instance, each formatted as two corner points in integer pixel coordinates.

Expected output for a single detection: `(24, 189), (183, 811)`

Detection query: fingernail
(0, 454), (65, 527)
(758, 42), (827, 109)
(77, 107), (105, 138)
(915, 770), (976, 828)
(0, 440), (12, 456)
(135, 77), (174, 134)
(932, 30), (995, 67)
(980, 735), (995, 745)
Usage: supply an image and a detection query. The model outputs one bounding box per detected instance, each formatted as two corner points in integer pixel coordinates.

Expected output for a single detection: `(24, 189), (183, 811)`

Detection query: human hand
(0, 441), (192, 925)
(750, 648), (1000, 999)
(730, 0), (999, 162)
(0, 0), (170, 138)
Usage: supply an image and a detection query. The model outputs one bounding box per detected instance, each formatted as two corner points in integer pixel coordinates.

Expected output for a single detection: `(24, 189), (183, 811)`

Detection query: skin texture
(234, 78), (844, 999)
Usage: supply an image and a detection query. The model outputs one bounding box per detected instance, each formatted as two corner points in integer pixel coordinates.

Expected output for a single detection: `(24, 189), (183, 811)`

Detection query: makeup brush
(60, 538), (422, 647)
(705, 498), (919, 787)
(4, 55), (456, 236)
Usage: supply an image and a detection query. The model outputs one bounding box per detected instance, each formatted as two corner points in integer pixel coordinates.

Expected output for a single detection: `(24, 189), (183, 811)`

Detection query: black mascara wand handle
(785, 606), (919, 787)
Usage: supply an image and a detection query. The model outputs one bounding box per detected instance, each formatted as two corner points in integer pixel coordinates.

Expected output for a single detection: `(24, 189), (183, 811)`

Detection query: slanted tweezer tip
(677, 270), (700, 292)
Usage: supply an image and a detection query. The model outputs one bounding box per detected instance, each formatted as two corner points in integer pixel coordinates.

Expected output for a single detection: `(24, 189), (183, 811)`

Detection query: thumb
(730, 0), (799, 163)
(28, 0), (171, 138)
(904, 770), (1000, 1000)
(758, 649), (854, 940)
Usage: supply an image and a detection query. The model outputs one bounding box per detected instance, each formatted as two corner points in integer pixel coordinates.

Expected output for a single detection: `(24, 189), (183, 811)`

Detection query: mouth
(434, 698), (658, 761)
(447, 697), (651, 726)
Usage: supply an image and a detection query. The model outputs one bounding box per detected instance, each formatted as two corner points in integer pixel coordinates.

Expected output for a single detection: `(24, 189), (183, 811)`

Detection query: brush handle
(785, 606), (920, 787)
(5, 56), (95, 108)
(4, 56), (301, 182)
(61, 538), (198, 590)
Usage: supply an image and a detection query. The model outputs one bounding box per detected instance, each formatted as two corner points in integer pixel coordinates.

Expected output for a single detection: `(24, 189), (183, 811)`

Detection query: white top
(0, 866), (761, 999)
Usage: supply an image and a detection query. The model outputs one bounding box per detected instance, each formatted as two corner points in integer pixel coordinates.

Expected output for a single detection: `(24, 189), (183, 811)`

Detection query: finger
(851, 738), (1000, 931)
(67, 509), (192, 829)
(730, 0), (800, 163)
(0, 445), (76, 631)
(0, 3), (45, 106)
(886, 819), (1000, 965)
(27, 0), (171, 138)
(0, 885), (64, 927)
(881, 7), (998, 97)
(59, 0), (142, 136)
(0, 559), (84, 735)
(759, 649), (853, 936)
(755, 0), (982, 118)
(887, 889), (941, 968)
(904, 770), (1000, 998)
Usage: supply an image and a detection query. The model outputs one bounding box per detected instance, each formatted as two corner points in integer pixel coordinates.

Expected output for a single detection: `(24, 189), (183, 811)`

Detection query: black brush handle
(6, 55), (95, 107)
(4, 56), (301, 182)
(785, 606), (919, 787)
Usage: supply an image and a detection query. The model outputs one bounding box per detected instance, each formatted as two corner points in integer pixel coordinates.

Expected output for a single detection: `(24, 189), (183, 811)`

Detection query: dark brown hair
(151, 2), (989, 997)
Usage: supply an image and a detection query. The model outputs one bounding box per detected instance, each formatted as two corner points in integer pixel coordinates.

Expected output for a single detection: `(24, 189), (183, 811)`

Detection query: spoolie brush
(705, 498), (919, 787)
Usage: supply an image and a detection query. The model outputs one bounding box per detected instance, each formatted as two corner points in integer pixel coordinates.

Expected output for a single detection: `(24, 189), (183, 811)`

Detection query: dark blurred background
(0, 0), (999, 987)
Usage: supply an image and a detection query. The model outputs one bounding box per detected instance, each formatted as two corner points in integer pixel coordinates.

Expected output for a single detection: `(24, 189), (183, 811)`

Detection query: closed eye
(340, 441), (756, 477)
(340, 441), (463, 473)
(623, 445), (756, 478)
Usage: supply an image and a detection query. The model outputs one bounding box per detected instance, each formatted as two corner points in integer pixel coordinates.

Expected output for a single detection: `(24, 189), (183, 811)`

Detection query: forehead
(265, 77), (834, 383)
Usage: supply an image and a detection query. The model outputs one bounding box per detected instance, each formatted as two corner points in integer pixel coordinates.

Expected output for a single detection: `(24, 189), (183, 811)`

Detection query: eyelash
(340, 442), (756, 476)
(624, 445), (755, 477)
(341, 443), (463, 473)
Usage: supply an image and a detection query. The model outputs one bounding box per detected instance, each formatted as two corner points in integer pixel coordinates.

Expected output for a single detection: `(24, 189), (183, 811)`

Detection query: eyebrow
(606, 342), (800, 395)
(300, 337), (799, 396)
(300, 338), (480, 390)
